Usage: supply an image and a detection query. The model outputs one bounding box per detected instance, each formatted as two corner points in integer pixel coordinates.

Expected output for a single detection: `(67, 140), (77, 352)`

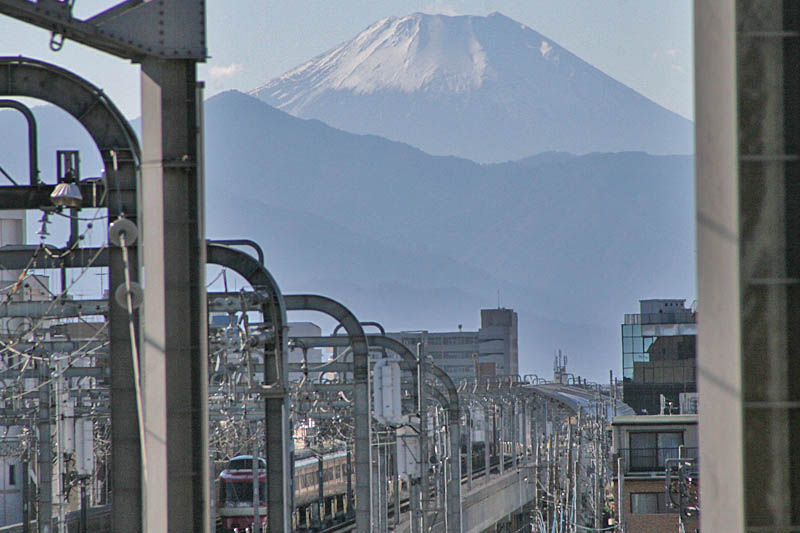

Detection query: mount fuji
(252, 12), (693, 162)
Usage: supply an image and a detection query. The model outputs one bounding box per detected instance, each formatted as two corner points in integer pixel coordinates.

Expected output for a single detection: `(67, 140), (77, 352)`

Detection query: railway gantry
(0, 3), (639, 532)
(205, 252), (628, 533)
(0, 184), (628, 533)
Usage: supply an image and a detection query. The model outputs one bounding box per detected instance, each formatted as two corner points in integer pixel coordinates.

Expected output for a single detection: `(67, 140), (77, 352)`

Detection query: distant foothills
(0, 12), (695, 381)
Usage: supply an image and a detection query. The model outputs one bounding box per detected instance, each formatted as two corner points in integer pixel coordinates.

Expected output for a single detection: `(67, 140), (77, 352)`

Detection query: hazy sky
(0, 1), (693, 120)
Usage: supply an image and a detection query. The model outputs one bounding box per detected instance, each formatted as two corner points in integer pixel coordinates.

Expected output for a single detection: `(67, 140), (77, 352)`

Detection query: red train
(216, 451), (352, 532)
(217, 455), (267, 532)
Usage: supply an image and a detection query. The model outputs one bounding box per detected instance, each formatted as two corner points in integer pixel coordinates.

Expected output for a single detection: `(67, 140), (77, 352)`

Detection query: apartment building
(611, 414), (699, 533)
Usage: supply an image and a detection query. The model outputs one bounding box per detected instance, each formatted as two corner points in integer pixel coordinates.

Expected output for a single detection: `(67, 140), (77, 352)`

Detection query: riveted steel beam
(0, 56), (141, 532)
(284, 295), (373, 533)
(291, 333), (462, 532)
(207, 242), (290, 532)
(0, 0), (206, 60)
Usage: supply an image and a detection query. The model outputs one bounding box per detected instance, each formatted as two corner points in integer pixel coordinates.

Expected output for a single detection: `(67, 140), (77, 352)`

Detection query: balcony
(617, 446), (698, 474)
(624, 311), (696, 325)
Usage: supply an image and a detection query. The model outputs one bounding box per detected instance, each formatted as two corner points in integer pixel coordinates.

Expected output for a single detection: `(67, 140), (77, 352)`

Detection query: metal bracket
(0, 0), (206, 60)
(251, 385), (290, 399)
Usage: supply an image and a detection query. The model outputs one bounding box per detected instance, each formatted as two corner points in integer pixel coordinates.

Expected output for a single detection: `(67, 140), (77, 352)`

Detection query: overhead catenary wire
(118, 229), (149, 489)
(0, 238), (109, 359)
(0, 340), (109, 401)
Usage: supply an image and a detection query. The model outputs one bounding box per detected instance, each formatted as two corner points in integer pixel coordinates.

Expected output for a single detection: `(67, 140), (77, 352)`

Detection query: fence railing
(617, 446), (698, 473)
(624, 312), (696, 325)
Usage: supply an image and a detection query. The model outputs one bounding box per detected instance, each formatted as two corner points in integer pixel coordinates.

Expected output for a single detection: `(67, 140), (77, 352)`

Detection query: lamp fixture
(52, 151), (83, 208)
(50, 181), (82, 208)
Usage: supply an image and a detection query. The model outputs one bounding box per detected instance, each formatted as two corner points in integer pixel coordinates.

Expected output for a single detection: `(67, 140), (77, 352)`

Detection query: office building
(622, 299), (696, 415)
(387, 307), (518, 382)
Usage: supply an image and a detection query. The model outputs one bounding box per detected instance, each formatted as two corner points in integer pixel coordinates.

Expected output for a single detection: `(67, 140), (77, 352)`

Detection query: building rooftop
(612, 414), (698, 426)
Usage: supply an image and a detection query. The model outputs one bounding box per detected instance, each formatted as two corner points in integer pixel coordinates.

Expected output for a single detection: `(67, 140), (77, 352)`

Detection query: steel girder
(206, 242), (290, 532)
(0, 0), (205, 60)
(0, 56), (142, 532)
(283, 295), (373, 533)
(5, 239), (464, 530)
(291, 334), (463, 532)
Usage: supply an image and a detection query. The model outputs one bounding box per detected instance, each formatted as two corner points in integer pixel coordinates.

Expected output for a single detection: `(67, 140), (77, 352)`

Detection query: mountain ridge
(201, 91), (695, 380)
(0, 90), (695, 381)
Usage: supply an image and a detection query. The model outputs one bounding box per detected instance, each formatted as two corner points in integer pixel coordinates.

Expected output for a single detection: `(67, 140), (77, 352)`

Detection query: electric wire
(1, 340), (109, 401)
(0, 236), (108, 360)
(119, 230), (149, 488)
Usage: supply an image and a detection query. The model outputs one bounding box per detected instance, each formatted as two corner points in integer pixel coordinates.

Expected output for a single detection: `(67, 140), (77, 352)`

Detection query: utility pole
(512, 400), (518, 471)
(575, 408), (582, 529)
(484, 404), (491, 485)
(79, 478), (88, 533)
(393, 427), (400, 529)
(346, 446), (354, 518)
(317, 451), (325, 525)
(54, 359), (65, 533)
(533, 433), (539, 522)
(617, 457), (624, 533)
(466, 409), (473, 491)
(594, 409), (602, 529)
(22, 448), (29, 533)
(38, 358), (52, 533)
(497, 404), (504, 475)
(410, 478), (420, 533)
(416, 343), (429, 531)
(252, 446), (260, 531)
(565, 418), (573, 529)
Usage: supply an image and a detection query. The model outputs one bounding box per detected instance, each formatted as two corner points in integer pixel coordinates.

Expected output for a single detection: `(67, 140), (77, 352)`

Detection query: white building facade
(386, 307), (519, 383)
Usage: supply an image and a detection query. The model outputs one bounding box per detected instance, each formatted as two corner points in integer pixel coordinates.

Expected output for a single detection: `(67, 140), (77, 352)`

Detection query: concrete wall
(0, 212), (25, 285)
(479, 308), (518, 377)
(694, 2), (744, 530)
(622, 479), (699, 533)
(395, 469), (535, 533)
(696, 1), (800, 530)
(461, 469), (534, 533)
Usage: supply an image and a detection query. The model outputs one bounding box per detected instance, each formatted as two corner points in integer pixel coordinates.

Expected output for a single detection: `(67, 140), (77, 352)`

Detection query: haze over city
(4, 3), (791, 533)
(0, 3), (695, 383)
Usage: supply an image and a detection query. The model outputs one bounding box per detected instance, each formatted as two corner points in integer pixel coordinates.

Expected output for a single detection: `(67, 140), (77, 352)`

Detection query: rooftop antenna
(497, 289), (500, 308)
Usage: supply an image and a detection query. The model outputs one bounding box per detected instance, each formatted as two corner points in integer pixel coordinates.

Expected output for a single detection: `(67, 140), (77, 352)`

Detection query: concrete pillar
(140, 58), (208, 532)
(696, 1), (800, 530)
(37, 360), (51, 533)
(484, 404), (491, 483)
(417, 344), (429, 531)
(497, 404), (504, 475)
(466, 409), (473, 490)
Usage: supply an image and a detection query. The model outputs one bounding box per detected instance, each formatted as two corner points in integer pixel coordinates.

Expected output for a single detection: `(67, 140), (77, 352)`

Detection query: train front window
(223, 481), (266, 506)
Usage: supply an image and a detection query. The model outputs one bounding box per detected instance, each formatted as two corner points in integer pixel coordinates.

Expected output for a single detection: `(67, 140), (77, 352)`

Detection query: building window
(628, 431), (683, 471)
(8, 464), (15, 486)
(630, 492), (667, 513)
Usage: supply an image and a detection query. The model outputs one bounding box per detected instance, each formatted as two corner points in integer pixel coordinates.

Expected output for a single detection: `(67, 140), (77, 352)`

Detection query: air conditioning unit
(679, 392), (698, 414)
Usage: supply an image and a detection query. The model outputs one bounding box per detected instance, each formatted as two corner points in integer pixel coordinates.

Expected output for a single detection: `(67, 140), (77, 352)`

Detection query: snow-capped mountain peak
(256, 13), (502, 108)
(251, 12), (692, 162)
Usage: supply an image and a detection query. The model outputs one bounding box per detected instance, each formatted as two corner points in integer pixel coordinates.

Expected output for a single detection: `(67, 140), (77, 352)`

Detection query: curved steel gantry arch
(1, 2), (209, 525)
(283, 294), (373, 533)
(0, 99), (38, 185)
(290, 333), (463, 532)
(0, 56), (143, 532)
(206, 242), (292, 532)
